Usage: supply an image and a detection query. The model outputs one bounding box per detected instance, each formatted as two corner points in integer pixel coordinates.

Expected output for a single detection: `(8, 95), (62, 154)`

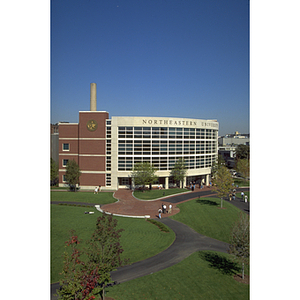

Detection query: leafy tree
(65, 159), (81, 192)
(211, 154), (225, 180)
(51, 158), (59, 186)
(212, 165), (233, 208)
(236, 159), (250, 179)
(57, 230), (85, 300)
(58, 214), (127, 300)
(235, 144), (250, 160)
(85, 213), (128, 299)
(170, 158), (187, 188)
(131, 162), (158, 191)
(229, 212), (250, 279)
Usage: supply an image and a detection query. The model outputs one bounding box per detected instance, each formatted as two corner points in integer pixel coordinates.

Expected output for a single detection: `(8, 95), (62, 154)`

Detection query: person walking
(245, 195), (248, 203)
(94, 187), (98, 194)
(168, 204), (172, 214)
(158, 208), (162, 219)
(241, 191), (244, 201)
(163, 204), (167, 214)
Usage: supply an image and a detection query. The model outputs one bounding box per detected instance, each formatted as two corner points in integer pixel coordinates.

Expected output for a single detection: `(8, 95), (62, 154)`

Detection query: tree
(235, 144), (250, 160)
(57, 231), (85, 300)
(131, 162), (158, 191)
(85, 213), (128, 299)
(58, 213), (127, 300)
(170, 158), (187, 188)
(65, 159), (81, 192)
(51, 158), (59, 186)
(236, 159), (250, 179)
(212, 165), (233, 208)
(229, 212), (250, 279)
(211, 154), (225, 180)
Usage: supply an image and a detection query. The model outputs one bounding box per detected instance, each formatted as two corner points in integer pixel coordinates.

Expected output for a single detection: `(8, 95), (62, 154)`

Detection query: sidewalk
(100, 187), (213, 219)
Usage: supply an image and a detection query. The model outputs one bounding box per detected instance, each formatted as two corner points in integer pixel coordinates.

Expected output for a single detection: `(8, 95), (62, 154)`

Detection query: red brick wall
(78, 112), (108, 139)
(59, 124), (79, 138)
(79, 140), (106, 155)
(78, 156), (105, 171)
(79, 173), (106, 187)
(58, 112), (109, 188)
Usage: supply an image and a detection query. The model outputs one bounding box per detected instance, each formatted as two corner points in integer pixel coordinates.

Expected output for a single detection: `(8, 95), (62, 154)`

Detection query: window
(169, 128), (176, 139)
(63, 175), (67, 182)
(106, 174), (111, 186)
(63, 143), (69, 151)
(134, 127), (143, 139)
(106, 140), (111, 155)
(63, 159), (69, 167)
(106, 156), (111, 171)
(106, 126), (111, 139)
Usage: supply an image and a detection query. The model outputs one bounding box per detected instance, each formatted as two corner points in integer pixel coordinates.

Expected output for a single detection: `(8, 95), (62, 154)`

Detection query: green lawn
(50, 191), (117, 205)
(51, 205), (175, 283)
(133, 188), (189, 200)
(107, 250), (249, 300)
(51, 192), (249, 299)
(171, 197), (245, 243)
(234, 179), (250, 187)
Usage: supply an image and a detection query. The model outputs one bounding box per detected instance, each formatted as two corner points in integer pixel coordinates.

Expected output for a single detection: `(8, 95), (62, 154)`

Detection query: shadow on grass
(199, 252), (239, 275)
(196, 199), (218, 206)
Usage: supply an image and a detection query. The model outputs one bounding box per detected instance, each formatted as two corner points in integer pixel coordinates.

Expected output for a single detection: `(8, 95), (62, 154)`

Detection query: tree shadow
(199, 252), (240, 275)
(196, 199), (218, 206)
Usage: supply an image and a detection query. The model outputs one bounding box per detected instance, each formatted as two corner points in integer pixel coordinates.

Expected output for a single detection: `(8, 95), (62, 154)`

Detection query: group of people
(241, 191), (248, 202)
(158, 203), (172, 219)
(189, 178), (212, 191)
(94, 185), (101, 194)
(229, 190), (248, 202)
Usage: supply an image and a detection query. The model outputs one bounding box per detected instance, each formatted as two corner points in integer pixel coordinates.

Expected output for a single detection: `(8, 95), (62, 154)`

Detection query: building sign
(142, 119), (218, 129)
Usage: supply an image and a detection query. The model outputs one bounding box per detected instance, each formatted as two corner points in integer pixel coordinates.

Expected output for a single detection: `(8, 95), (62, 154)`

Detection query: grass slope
(51, 205), (175, 283)
(50, 191), (117, 205)
(107, 250), (249, 300)
(171, 197), (245, 243)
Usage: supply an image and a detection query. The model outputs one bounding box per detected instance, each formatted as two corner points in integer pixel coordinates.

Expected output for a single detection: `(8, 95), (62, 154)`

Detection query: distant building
(50, 123), (59, 163)
(218, 131), (249, 168)
(218, 131), (249, 146)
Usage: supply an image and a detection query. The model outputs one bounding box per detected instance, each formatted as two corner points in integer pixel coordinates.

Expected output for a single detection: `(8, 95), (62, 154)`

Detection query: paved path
(111, 217), (229, 284)
(51, 186), (249, 299)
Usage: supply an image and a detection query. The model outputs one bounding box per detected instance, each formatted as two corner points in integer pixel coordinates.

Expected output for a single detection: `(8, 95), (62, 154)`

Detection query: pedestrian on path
(163, 204), (167, 214)
(241, 191), (244, 201)
(245, 195), (248, 203)
(158, 208), (162, 219)
(168, 204), (172, 214)
(232, 191), (236, 200)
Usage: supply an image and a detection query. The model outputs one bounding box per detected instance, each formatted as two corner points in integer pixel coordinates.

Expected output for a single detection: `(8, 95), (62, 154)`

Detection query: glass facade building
(106, 116), (219, 190)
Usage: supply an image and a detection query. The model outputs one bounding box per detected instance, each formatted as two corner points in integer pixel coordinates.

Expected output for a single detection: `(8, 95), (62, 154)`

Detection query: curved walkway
(100, 186), (249, 217)
(111, 217), (229, 284)
(51, 187), (249, 299)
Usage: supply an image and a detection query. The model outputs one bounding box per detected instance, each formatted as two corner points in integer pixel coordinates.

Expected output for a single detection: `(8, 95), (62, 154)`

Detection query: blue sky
(51, 0), (249, 135)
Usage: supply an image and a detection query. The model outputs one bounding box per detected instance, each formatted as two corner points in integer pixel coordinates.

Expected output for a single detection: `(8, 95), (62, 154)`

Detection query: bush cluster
(58, 203), (92, 208)
(147, 219), (170, 232)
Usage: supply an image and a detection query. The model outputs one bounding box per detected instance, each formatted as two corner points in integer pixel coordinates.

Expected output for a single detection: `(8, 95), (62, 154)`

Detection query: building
(218, 131), (250, 168)
(50, 123), (59, 163)
(58, 83), (219, 190)
(218, 131), (249, 147)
